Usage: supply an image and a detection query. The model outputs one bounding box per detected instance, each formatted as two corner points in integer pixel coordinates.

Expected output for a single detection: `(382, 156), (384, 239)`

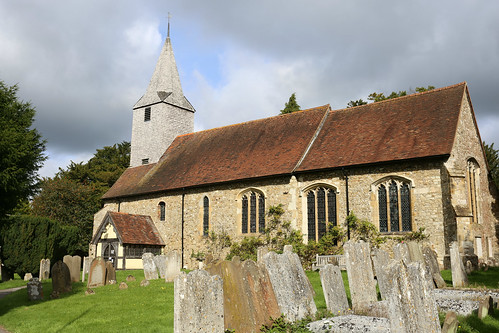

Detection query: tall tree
(484, 142), (499, 189)
(347, 86), (435, 107)
(280, 93), (301, 114)
(0, 81), (46, 218)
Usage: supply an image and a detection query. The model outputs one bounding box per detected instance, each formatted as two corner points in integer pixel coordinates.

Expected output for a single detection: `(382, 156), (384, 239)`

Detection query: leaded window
(159, 202), (166, 221)
(241, 191), (265, 234)
(306, 186), (338, 241)
(376, 178), (412, 233)
(125, 245), (161, 258)
(203, 196), (209, 236)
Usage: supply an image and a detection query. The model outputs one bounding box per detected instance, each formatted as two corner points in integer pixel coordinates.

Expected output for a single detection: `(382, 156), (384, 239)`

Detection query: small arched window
(158, 202), (166, 221)
(375, 178), (412, 232)
(241, 190), (265, 234)
(203, 196), (209, 236)
(306, 186), (337, 242)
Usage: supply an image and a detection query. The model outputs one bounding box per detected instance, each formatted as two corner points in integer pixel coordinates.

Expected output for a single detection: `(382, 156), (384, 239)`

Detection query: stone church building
(91, 33), (499, 270)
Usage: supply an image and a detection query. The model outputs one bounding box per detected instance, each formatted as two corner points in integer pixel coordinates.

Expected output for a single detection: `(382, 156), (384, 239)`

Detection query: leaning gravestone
(262, 245), (317, 321)
(105, 261), (116, 284)
(63, 255), (81, 282)
(82, 256), (91, 282)
(165, 250), (181, 282)
(27, 278), (43, 301)
(39, 258), (50, 281)
(154, 255), (167, 279)
(174, 270), (224, 333)
(142, 252), (158, 280)
(320, 264), (349, 314)
(206, 257), (280, 332)
(52, 261), (72, 294)
(393, 242), (411, 265)
(422, 246), (446, 288)
(385, 260), (440, 333)
(371, 248), (392, 301)
(344, 240), (377, 312)
(87, 257), (106, 288)
(450, 241), (468, 288)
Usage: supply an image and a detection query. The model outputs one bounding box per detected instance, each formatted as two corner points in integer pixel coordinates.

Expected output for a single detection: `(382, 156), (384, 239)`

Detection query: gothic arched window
(241, 190), (265, 234)
(375, 178), (412, 232)
(306, 186), (337, 241)
(158, 202), (166, 221)
(203, 196), (209, 236)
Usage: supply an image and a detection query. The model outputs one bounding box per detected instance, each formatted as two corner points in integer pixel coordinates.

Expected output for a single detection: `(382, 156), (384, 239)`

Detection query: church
(91, 32), (499, 270)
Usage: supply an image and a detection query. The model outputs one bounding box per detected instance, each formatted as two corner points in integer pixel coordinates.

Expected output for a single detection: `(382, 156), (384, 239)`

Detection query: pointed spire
(167, 12), (171, 38)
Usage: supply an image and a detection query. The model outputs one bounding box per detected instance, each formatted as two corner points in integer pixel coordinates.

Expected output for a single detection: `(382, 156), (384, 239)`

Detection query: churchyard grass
(441, 267), (499, 289)
(0, 274), (26, 290)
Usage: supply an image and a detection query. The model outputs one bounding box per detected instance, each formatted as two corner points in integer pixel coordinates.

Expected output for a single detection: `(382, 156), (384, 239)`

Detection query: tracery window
(241, 191), (265, 234)
(467, 159), (480, 223)
(158, 202), (166, 221)
(376, 178), (412, 233)
(306, 186), (337, 241)
(203, 196), (209, 236)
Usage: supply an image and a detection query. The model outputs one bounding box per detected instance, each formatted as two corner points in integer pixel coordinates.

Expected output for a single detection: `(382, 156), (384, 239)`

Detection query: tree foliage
(0, 81), (46, 218)
(347, 85), (435, 107)
(280, 93), (301, 114)
(484, 141), (499, 189)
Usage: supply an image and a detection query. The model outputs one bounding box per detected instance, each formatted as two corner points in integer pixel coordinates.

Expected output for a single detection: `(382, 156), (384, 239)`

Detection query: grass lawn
(0, 275), (27, 290)
(1, 268), (499, 332)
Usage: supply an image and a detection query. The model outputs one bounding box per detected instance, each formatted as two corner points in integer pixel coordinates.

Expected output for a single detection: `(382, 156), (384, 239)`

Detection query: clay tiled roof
(103, 83), (468, 199)
(108, 212), (165, 245)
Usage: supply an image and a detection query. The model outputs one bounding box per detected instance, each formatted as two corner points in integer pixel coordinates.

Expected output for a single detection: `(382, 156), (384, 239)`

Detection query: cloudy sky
(1, 1), (498, 178)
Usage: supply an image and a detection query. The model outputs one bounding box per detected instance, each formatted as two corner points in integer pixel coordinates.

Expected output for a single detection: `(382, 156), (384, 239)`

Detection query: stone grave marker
(422, 246), (446, 288)
(154, 254), (167, 279)
(24, 273), (33, 281)
(386, 260), (440, 333)
(165, 250), (181, 282)
(142, 252), (158, 280)
(82, 256), (91, 282)
(87, 257), (106, 288)
(320, 264), (349, 314)
(52, 261), (72, 294)
(119, 282), (128, 290)
(105, 261), (116, 284)
(450, 241), (468, 288)
(39, 258), (50, 281)
(63, 255), (81, 282)
(262, 246), (317, 321)
(257, 246), (269, 262)
(344, 240), (377, 312)
(27, 278), (43, 301)
(441, 311), (458, 333)
(372, 248), (391, 300)
(206, 257), (280, 332)
(174, 270), (224, 333)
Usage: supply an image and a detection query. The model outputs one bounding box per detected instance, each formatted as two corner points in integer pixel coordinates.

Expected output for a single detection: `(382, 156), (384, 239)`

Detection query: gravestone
(385, 260), (440, 333)
(450, 241), (468, 288)
(206, 257), (280, 331)
(371, 248), (391, 300)
(344, 240), (377, 312)
(105, 261), (116, 284)
(119, 282), (128, 290)
(82, 256), (91, 282)
(174, 270), (224, 333)
(422, 246), (446, 288)
(126, 275), (136, 282)
(393, 242), (411, 264)
(262, 246), (317, 321)
(154, 255), (167, 279)
(63, 255), (81, 282)
(165, 250), (181, 282)
(320, 264), (349, 314)
(257, 246), (269, 262)
(51, 261), (72, 294)
(142, 252), (158, 280)
(24, 273), (33, 281)
(27, 278), (43, 301)
(87, 257), (106, 288)
(477, 295), (493, 319)
(39, 258), (50, 281)
(140, 279), (150, 287)
(441, 311), (458, 333)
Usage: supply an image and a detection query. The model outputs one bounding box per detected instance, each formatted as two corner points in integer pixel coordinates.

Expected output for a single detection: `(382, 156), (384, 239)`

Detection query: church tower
(130, 28), (195, 167)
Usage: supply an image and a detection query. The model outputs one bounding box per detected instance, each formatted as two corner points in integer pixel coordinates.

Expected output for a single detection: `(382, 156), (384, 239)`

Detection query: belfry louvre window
(159, 202), (166, 221)
(241, 191), (265, 234)
(306, 186), (337, 241)
(377, 179), (412, 232)
(144, 107), (151, 121)
(203, 196), (209, 236)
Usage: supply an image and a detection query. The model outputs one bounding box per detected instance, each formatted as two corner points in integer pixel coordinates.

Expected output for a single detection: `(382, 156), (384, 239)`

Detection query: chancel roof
(103, 82), (468, 199)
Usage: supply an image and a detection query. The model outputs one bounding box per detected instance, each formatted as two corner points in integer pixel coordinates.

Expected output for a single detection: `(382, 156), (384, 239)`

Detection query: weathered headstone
(477, 295), (493, 319)
(51, 261), (72, 294)
(165, 250), (181, 282)
(262, 247), (317, 321)
(393, 242), (411, 265)
(423, 246), (446, 288)
(206, 258), (280, 332)
(441, 311), (458, 333)
(257, 246), (269, 262)
(63, 255), (81, 283)
(344, 240), (377, 312)
(174, 270), (224, 333)
(140, 279), (150, 287)
(82, 256), (91, 282)
(126, 274), (136, 282)
(105, 261), (116, 284)
(27, 278), (43, 301)
(154, 254), (167, 279)
(142, 252), (159, 280)
(450, 241), (468, 288)
(320, 264), (349, 314)
(24, 273), (33, 281)
(87, 257), (106, 288)
(119, 282), (128, 290)
(385, 260), (440, 333)
(372, 248), (391, 300)
(39, 258), (50, 281)
(465, 260), (473, 275)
